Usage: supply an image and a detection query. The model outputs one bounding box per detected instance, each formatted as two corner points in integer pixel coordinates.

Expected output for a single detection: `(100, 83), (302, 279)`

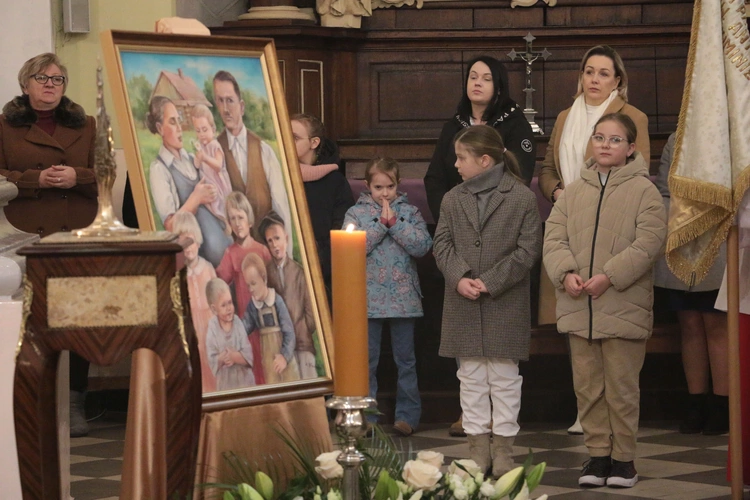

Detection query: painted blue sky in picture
(119, 51), (268, 99)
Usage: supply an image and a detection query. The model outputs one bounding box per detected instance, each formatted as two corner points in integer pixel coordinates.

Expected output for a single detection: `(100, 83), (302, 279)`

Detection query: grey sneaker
(606, 460), (638, 488)
(579, 456), (611, 487)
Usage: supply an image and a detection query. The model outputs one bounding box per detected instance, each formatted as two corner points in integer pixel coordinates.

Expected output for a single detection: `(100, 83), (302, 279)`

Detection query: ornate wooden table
(14, 233), (201, 499)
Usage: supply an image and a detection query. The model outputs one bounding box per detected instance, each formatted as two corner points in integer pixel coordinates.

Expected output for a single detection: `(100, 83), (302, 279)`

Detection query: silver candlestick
(326, 396), (377, 500)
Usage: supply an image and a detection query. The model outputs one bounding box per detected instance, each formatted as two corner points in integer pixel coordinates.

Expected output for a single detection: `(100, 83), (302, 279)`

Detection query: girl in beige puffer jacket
(543, 113), (666, 489)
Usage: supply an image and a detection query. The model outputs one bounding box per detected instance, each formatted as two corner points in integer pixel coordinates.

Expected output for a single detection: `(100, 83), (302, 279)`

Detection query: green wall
(53, 0), (175, 145)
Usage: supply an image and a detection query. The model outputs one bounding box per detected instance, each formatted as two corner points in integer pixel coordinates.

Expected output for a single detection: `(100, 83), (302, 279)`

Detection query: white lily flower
(408, 489), (423, 500)
(493, 466), (524, 498)
(514, 481), (530, 500)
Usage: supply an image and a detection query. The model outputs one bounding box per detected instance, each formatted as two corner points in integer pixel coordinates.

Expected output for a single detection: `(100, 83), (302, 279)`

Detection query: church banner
(101, 31), (334, 411)
(666, 0), (750, 285)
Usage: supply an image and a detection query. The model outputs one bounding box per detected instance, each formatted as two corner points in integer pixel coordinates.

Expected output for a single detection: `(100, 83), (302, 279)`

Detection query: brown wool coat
(0, 96), (97, 236)
(538, 96), (650, 202)
(543, 152), (667, 341)
(434, 172), (543, 361)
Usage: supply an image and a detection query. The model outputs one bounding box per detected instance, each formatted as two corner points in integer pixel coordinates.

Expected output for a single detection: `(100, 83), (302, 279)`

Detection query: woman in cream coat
(538, 45), (650, 203)
(537, 45), (650, 434)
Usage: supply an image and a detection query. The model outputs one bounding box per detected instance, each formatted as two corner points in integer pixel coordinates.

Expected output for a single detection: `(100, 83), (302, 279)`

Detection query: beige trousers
(569, 334), (647, 462)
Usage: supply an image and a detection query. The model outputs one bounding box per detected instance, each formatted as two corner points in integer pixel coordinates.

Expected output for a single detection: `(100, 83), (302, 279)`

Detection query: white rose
(479, 481), (495, 498)
(402, 459), (442, 491)
(448, 474), (464, 491)
(449, 459), (482, 480)
(454, 485), (468, 500)
(417, 450), (444, 468)
(315, 451), (344, 479)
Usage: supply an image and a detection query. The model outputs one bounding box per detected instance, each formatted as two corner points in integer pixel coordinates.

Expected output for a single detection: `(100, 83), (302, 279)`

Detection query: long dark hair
(456, 56), (512, 123)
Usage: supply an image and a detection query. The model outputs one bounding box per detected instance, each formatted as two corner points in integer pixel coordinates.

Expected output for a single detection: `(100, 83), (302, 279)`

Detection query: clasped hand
(457, 277), (487, 300)
(563, 272), (611, 300)
(39, 165), (77, 189)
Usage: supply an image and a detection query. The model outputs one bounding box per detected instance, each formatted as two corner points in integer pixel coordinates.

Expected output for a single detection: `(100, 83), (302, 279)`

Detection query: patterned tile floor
(70, 414), (747, 500)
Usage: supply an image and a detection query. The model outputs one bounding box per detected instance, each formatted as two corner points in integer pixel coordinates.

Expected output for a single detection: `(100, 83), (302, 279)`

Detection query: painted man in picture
(212, 70), (293, 255)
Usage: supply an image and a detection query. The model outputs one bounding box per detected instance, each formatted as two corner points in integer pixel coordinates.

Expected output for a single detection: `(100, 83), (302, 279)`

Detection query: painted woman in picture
(146, 95), (231, 267)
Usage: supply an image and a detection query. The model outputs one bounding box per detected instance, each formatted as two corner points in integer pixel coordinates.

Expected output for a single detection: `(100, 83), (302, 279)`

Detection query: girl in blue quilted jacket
(343, 157), (433, 436)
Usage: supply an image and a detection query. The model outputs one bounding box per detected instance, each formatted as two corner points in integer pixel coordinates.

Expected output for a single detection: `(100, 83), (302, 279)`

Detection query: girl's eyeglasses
(32, 74), (66, 86)
(591, 134), (626, 146)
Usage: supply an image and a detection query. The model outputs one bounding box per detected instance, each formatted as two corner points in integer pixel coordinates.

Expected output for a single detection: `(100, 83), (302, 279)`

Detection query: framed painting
(101, 30), (333, 410)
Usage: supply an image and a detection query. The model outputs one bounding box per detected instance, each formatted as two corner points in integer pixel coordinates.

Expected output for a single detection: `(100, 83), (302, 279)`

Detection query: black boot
(679, 393), (707, 434)
(703, 394), (729, 436)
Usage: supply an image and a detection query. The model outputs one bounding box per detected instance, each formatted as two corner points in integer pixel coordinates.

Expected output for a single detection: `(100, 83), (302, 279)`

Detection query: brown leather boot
(491, 435), (515, 478)
(467, 433), (492, 474)
(449, 414), (467, 437)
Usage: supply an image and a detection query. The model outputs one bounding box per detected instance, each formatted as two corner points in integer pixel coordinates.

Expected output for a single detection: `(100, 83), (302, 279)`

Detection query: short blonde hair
(18, 53), (68, 94)
(241, 252), (267, 282)
(205, 278), (230, 306)
(225, 191), (255, 229)
(191, 103), (216, 131)
(575, 45), (629, 102)
(171, 211), (203, 245)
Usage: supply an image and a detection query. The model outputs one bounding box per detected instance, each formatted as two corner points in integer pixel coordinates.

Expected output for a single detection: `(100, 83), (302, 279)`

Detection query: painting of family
(109, 43), (330, 400)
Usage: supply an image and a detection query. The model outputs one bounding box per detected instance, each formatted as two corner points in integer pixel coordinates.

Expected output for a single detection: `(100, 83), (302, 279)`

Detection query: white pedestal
(0, 300), (23, 500)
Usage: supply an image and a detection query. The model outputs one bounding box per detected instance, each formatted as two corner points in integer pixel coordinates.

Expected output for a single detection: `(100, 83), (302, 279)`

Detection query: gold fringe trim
(664, 0), (750, 285)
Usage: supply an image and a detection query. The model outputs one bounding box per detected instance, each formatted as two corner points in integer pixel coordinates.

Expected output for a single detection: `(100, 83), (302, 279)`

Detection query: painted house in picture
(150, 68), (211, 131)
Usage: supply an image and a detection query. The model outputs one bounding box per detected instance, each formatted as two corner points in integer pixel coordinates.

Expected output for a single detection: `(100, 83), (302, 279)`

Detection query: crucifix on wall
(507, 32), (551, 135)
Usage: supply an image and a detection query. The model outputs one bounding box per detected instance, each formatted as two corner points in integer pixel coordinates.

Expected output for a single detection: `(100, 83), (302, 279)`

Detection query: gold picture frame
(101, 30), (333, 411)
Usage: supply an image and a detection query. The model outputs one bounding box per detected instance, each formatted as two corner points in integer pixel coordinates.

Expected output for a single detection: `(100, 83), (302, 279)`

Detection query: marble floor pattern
(70, 414), (747, 500)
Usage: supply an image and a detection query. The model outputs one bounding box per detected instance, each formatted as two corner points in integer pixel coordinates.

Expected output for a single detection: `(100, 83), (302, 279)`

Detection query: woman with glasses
(0, 52), (98, 236)
(536, 45), (650, 435)
(0, 52), (98, 438)
(146, 95), (231, 267)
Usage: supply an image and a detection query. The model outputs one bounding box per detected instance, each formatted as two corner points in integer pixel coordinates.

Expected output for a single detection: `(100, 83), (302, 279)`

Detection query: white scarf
(558, 90), (618, 187)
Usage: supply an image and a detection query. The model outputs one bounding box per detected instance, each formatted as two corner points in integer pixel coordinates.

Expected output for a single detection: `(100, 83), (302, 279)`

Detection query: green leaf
(374, 470), (396, 500)
(525, 462), (546, 491)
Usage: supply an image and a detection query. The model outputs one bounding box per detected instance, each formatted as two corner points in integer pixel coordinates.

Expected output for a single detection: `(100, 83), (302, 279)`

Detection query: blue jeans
(368, 318), (421, 428)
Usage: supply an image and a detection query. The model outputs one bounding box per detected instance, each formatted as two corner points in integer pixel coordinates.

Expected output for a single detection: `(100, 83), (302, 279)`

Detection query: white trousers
(457, 357), (522, 437)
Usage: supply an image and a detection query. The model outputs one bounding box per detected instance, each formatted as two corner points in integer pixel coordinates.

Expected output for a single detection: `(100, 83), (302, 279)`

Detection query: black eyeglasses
(32, 74), (66, 86)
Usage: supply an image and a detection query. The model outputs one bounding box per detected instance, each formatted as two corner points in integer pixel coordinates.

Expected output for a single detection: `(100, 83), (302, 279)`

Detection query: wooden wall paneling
(546, 4), (644, 27)
(358, 50), (464, 138)
(394, 8), (474, 30)
(328, 50), (359, 138)
(474, 7), (543, 29)
(299, 59), (324, 121)
(654, 45), (688, 132)
(614, 46), (658, 133)
(642, 3), (694, 24)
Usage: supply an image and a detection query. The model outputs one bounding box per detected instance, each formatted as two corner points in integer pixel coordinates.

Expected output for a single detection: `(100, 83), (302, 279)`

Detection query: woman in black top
(424, 55), (536, 223)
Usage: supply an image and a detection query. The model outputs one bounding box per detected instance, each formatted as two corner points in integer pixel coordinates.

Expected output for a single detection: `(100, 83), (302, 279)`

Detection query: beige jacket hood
(543, 152), (667, 340)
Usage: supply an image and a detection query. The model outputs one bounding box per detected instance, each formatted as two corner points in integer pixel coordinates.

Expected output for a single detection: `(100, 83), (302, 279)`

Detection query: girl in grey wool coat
(433, 125), (542, 479)
(343, 157), (432, 437)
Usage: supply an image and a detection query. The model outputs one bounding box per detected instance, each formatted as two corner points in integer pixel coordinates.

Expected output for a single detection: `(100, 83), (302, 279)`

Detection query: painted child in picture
(204, 278), (255, 391)
(191, 103), (232, 222)
(216, 191), (272, 384)
(171, 211), (217, 393)
(259, 211), (318, 379)
(241, 252), (301, 384)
